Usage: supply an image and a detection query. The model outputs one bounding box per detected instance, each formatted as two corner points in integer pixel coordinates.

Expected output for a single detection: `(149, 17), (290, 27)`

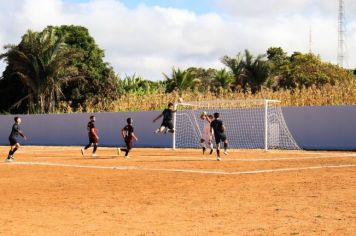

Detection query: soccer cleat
(124, 155), (130, 159)
(224, 151), (228, 155)
(5, 158), (12, 162)
(9, 155), (14, 160)
(209, 149), (213, 155)
(81, 148), (84, 156)
(217, 156), (221, 161)
(92, 153), (96, 157)
(202, 147), (206, 154)
(117, 148), (121, 156)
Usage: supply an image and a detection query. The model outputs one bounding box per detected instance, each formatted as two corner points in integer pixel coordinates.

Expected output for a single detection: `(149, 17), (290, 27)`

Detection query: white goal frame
(172, 99), (300, 151)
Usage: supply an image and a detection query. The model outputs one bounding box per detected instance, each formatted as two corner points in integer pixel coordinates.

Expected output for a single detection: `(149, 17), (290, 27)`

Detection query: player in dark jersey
(6, 117), (27, 162)
(81, 115), (99, 157)
(118, 118), (138, 158)
(153, 102), (176, 134)
(210, 112), (228, 161)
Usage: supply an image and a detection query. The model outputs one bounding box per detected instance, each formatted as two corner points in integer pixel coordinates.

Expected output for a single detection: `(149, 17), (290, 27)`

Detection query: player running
(81, 115), (99, 157)
(118, 118), (138, 158)
(6, 117), (27, 162)
(210, 112), (228, 161)
(153, 102), (176, 134)
(200, 112), (214, 155)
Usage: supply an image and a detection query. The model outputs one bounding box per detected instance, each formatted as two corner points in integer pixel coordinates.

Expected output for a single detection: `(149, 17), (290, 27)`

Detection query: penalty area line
(1, 161), (355, 175)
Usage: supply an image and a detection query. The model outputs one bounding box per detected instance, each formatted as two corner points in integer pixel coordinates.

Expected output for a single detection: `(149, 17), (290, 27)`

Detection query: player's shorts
(9, 137), (18, 146)
(214, 134), (227, 144)
(202, 133), (212, 143)
(124, 136), (134, 150)
(161, 120), (174, 130)
(89, 134), (98, 144)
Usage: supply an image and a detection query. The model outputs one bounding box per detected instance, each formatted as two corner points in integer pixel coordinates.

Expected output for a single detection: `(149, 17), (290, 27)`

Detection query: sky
(0, 0), (355, 80)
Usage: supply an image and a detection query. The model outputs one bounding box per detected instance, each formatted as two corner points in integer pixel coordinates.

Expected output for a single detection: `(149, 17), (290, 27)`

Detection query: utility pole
(337, 0), (345, 67)
(309, 26), (313, 54)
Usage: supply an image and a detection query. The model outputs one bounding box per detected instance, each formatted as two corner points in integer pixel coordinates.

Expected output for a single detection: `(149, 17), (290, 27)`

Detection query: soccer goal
(173, 99), (300, 150)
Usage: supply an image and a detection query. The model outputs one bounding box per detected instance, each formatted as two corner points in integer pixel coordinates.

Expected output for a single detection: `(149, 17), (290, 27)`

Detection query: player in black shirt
(6, 117), (27, 162)
(81, 116), (99, 157)
(153, 102), (177, 134)
(119, 118), (138, 158)
(210, 113), (228, 161)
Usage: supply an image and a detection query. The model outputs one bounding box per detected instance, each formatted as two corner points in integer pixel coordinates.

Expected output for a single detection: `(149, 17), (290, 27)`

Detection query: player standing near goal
(200, 112), (214, 155)
(5, 117), (27, 162)
(210, 112), (228, 161)
(118, 118), (138, 158)
(81, 115), (99, 157)
(153, 102), (176, 133)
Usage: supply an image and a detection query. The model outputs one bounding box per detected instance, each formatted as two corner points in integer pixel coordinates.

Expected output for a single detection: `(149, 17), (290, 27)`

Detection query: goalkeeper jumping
(210, 112), (228, 161)
(153, 102), (176, 134)
(200, 112), (214, 155)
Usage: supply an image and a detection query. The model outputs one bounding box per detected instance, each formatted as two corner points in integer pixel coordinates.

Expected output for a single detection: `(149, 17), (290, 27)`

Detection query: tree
(0, 28), (83, 113)
(0, 25), (119, 113)
(221, 50), (270, 93)
(164, 67), (197, 93)
(213, 69), (234, 90)
(51, 25), (119, 108)
(278, 52), (352, 89)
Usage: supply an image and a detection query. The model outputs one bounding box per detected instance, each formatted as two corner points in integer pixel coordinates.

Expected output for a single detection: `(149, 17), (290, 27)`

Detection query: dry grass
(57, 79), (356, 113)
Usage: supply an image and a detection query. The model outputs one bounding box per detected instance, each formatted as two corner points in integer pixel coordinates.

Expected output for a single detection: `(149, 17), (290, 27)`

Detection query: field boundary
(1, 161), (355, 175)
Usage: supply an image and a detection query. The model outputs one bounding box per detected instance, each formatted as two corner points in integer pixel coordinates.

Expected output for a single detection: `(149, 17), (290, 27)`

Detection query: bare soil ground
(0, 146), (355, 236)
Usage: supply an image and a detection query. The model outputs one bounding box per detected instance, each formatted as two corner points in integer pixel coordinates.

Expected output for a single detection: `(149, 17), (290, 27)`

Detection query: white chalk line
(19, 153), (356, 162)
(1, 161), (355, 175)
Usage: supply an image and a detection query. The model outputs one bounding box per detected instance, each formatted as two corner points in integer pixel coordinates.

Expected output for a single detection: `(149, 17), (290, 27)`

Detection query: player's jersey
(87, 121), (98, 137)
(123, 124), (134, 138)
(162, 109), (173, 121)
(203, 118), (212, 136)
(211, 119), (224, 137)
(9, 124), (23, 139)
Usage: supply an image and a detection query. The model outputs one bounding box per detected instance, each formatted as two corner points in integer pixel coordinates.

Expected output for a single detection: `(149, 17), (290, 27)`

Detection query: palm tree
(0, 28), (83, 113)
(163, 67), (196, 93)
(221, 53), (246, 91)
(221, 50), (270, 93)
(214, 69), (234, 90)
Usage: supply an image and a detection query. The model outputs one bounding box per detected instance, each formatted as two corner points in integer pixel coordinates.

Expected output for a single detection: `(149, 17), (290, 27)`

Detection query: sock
(209, 143), (213, 150)
(224, 143), (228, 151)
(125, 150), (129, 156)
(93, 144), (97, 154)
(84, 144), (91, 150)
(217, 149), (220, 157)
(8, 150), (13, 158)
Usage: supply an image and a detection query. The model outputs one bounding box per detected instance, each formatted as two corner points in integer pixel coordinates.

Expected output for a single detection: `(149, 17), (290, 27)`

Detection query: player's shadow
(71, 156), (121, 160)
(134, 159), (215, 163)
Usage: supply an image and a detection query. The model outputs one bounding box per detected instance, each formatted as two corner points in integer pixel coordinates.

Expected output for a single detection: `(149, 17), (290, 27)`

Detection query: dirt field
(0, 146), (355, 236)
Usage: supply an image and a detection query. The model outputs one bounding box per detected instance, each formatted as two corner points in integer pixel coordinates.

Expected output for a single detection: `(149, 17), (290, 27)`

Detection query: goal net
(173, 99), (300, 150)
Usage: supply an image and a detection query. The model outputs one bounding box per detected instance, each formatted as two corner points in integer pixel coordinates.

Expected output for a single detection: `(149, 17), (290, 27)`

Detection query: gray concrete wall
(0, 111), (173, 148)
(1, 105), (356, 150)
(282, 106), (356, 150)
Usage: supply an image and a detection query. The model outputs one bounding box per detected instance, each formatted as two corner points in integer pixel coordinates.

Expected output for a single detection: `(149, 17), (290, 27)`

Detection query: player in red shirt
(118, 118), (138, 158)
(81, 115), (99, 157)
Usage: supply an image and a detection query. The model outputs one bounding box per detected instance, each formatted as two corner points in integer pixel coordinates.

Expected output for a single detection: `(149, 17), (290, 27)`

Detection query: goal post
(173, 99), (300, 150)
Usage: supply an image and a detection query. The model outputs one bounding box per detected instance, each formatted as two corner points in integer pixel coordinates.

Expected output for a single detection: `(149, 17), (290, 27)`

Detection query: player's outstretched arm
(153, 113), (163, 122)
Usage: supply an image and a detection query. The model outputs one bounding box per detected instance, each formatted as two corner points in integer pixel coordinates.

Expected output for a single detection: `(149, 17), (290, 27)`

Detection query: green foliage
(0, 25), (119, 113)
(221, 50), (270, 93)
(0, 28), (83, 113)
(118, 74), (164, 95)
(271, 52), (352, 89)
(164, 67), (197, 93)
